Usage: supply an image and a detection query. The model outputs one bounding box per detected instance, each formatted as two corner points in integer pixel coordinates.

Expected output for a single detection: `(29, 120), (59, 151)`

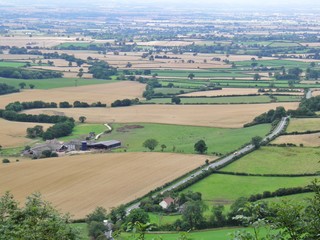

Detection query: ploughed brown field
(23, 102), (299, 128)
(0, 152), (205, 218)
(0, 119), (52, 147)
(0, 81), (145, 108)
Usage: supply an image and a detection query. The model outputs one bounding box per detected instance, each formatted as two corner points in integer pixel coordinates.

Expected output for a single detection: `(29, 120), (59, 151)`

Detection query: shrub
(2, 159), (10, 163)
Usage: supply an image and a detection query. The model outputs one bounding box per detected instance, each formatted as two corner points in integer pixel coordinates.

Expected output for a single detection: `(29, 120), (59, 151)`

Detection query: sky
(1, 0), (320, 10)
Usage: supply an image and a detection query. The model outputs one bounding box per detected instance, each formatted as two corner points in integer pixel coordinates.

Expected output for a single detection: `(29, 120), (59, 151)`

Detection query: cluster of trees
(0, 83), (19, 95)
(42, 120), (75, 140)
(5, 101), (57, 112)
(8, 46), (28, 54)
(26, 125), (44, 138)
(42, 52), (85, 67)
(111, 98), (139, 107)
(0, 192), (79, 239)
(88, 60), (117, 79)
(0, 110), (72, 124)
(142, 79), (162, 100)
(59, 101), (106, 108)
(0, 67), (63, 79)
(231, 181), (320, 240)
(244, 106), (287, 127)
(248, 186), (312, 202)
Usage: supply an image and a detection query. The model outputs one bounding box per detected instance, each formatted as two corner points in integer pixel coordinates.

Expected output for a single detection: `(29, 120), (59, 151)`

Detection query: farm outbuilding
(86, 140), (121, 150)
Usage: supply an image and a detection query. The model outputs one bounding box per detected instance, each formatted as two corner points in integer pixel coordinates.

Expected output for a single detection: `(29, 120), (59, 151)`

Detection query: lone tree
(188, 73), (195, 79)
(171, 96), (181, 104)
(161, 144), (167, 152)
(251, 136), (263, 149)
(194, 140), (207, 154)
(19, 82), (26, 89)
(253, 73), (261, 81)
(79, 116), (87, 123)
(77, 68), (84, 78)
(143, 139), (158, 151)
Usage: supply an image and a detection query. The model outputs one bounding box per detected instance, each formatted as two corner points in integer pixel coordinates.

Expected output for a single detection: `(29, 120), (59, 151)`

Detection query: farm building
(83, 140), (121, 150)
(159, 197), (175, 209)
(23, 139), (81, 158)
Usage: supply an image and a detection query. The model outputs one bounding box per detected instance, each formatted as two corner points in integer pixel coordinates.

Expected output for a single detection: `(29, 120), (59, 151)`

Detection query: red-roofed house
(159, 197), (175, 209)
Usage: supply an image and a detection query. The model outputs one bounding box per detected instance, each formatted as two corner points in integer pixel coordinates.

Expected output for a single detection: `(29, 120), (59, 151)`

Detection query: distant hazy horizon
(1, 0), (320, 11)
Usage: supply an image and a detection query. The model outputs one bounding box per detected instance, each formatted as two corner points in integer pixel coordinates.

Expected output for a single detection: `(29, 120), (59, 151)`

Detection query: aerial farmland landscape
(0, 0), (319, 239)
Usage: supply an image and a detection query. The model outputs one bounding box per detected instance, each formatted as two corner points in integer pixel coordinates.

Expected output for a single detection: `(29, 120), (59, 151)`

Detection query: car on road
(233, 151), (238, 155)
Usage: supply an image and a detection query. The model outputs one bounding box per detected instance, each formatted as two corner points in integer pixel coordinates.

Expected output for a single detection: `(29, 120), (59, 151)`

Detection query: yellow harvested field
(0, 54), (43, 60)
(0, 81), (145, 108)
(24, 102), (299, 128)
(0, 119), (52, 147)
(0, 36), (92, 48)
(287, 118), (320, 133)
(272, 133), (320, 147)
(312, 89), (320, 96)
(180, 88), (259, 97)
(0, 152), (205, 218)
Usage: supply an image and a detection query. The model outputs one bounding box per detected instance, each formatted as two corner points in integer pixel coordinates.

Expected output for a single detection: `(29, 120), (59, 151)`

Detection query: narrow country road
(126, 117), (289, 213)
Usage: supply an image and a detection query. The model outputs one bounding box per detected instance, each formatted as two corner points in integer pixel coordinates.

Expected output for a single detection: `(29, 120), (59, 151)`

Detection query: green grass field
(286, 118), (320, 133)
(149, 213), (181, 226)
(152, 69), (250, 78)
(235, 59), (310, 69)
(269, 42), (301, 47)
(57, 42), (100, 48)
(59, 123), (107, 141)
(153, 88), (194, 95)
(223, 146), (320, 174)
(0, 61), (27, 67)
(101, 123), (271, 155)
(144, 95), (300, 104)
(183, 174), (315, 203)
(0, 78), (116, 89)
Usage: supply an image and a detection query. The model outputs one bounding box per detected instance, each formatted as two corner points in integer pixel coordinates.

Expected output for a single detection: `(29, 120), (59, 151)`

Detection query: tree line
(0, 66), (63, 79)
(0, 83), (19, 95)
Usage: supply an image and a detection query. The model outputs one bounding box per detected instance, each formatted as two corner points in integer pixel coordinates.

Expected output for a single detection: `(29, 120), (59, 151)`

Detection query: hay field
(0, 36), (92, 48)
(272, 133), (320, 147)
(0, 119), (52, 147)
(0, 152), (205, 218)
(0, 81), (145, 108)
(287, 118), (320, 133)
(24, 102), (299, 128)
(180, 88), (259, 97)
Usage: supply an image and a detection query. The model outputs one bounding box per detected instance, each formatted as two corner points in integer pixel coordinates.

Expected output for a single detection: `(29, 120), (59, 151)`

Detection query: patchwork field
(0, 81), (145, 108)
(0, 119), (51, 147)
(0, 152), (204, 219)
(23, 102), (299, 128)
(286, 118), (320, 133)
(272, 133), (320, 147)
(223, 146), (320, 174)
